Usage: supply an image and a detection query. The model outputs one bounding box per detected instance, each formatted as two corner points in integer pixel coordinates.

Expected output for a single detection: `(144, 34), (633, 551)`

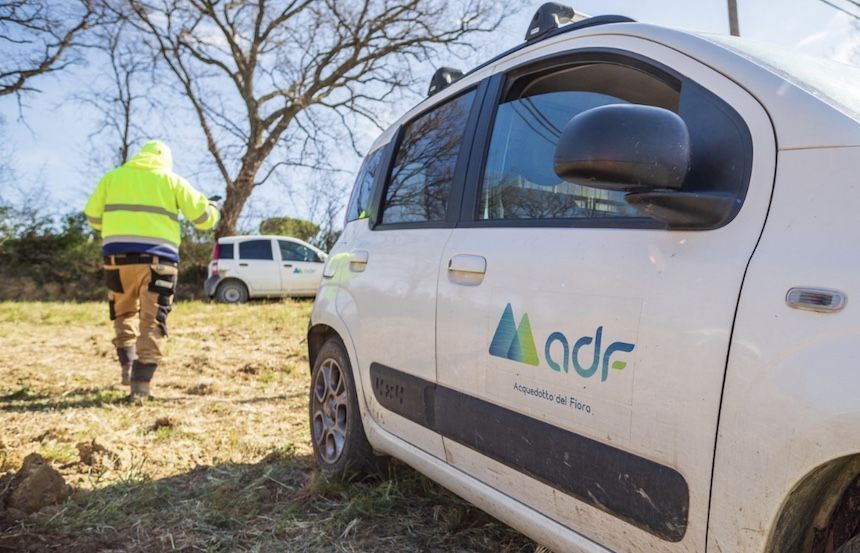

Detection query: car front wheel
(309, 337), (378, 478)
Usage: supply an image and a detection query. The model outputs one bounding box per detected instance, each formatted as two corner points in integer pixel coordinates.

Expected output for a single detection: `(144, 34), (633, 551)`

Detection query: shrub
(258, 217), (319, 242)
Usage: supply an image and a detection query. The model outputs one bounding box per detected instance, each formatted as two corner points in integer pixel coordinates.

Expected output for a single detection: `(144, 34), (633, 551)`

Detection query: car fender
(309, 261), (389, 453)
(709, 147), (860, 553)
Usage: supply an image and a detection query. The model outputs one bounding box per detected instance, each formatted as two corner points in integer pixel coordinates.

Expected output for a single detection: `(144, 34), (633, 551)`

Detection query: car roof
(217, 235), (323, 252)
(370, 18), (859, 153)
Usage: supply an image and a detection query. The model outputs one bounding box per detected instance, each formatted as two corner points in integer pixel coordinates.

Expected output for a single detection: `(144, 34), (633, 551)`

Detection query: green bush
(0, 212), (213, 301)
(258, 217), (319, 242)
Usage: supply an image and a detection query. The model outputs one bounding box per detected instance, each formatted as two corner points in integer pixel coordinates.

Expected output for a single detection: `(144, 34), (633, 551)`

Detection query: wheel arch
(766, 454), (860, 553)
(216, 277), (250, 295)
(307, 323), (341, 372)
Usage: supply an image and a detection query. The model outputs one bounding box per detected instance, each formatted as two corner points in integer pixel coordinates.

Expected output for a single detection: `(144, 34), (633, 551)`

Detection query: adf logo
(489, 303), (636, 382)
(489, 303), (539, 366)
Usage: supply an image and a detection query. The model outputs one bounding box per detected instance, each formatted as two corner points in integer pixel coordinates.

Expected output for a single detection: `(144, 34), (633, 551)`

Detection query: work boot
(130, 360), (157, 399)
(117, 346), (136, 386)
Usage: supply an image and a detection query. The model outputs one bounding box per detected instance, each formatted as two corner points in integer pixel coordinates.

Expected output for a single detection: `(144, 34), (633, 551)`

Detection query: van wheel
(309, 337), (377, 478)
(215, 280), (248, 304)
(837, 536), (860, 553)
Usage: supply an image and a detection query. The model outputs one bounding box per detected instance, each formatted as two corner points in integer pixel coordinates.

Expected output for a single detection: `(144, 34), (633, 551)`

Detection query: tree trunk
(217, 171), (256, 238)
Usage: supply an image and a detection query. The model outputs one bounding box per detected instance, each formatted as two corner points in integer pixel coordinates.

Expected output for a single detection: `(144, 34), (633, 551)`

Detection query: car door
(236, 238), (280, 294)
(333, 86), (481, 460)
(434, 42), (776, 551)
(277, 240), (323, 295)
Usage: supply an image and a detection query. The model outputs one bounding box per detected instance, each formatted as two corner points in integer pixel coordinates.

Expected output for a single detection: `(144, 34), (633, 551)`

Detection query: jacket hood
(126, 140), (173, 171)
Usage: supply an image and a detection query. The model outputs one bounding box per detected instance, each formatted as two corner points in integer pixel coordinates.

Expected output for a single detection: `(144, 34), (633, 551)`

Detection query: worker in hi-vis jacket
(85, 140), (219, 398)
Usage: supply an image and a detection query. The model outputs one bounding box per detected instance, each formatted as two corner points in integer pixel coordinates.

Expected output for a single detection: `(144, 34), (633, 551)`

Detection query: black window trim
(371, 81), (489, 231)
(458, 47), (754, 231)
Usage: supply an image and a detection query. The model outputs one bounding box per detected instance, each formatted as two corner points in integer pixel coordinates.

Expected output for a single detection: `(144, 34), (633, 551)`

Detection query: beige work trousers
(104, 260), (178, 365)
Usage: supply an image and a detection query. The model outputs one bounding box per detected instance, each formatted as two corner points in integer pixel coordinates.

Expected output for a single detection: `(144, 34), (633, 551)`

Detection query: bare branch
(0, 0), (96, 98)
(124, 0), (517, 236)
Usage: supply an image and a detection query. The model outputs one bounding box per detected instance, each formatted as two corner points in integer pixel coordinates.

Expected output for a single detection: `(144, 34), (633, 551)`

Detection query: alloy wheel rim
(311, 358), (348, 464)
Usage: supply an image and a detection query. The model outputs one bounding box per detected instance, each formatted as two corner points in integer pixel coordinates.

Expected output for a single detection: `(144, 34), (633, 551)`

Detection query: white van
(307, 6), (860, 553)
(205, 235), (326, 303)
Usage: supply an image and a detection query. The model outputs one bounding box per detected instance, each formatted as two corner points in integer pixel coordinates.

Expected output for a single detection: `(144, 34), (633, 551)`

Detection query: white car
(307, 6), (860, 553)
(205, 235), (326, 303)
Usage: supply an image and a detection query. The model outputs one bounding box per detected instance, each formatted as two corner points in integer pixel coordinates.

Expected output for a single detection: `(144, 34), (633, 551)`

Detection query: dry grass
(0, 300), (536, 552)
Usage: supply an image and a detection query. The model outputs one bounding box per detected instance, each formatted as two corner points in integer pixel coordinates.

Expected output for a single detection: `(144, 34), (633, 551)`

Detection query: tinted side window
(346, 148), (384, 222)
(239, 239), (273, 260)
(279, 241), (321, 263)
(381, 90), (475, 224)
(479, 63), (679, 221)
(217, 243), (234, 259)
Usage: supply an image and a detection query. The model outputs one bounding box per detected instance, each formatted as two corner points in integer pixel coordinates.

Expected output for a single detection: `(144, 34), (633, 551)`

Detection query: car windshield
(704, 34), (860, 120)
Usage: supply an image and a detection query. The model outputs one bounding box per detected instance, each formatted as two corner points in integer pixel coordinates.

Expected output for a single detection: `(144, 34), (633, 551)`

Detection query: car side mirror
(553, 104), (736, 229)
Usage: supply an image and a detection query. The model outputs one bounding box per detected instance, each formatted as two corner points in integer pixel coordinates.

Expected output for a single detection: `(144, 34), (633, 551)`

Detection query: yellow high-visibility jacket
(84, 140), (219, 261)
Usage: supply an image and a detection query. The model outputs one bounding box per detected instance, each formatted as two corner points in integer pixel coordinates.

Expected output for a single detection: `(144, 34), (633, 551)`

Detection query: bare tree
(0, 0), (96, 99)
(304, 173), (348, 251)
(126, 0), (510, 236)
(75, 16), (158, 166)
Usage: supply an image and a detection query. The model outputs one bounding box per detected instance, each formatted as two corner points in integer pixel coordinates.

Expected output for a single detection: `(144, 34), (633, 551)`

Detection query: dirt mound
(0, 453), (73, 521)
(75, 440), (118, 469)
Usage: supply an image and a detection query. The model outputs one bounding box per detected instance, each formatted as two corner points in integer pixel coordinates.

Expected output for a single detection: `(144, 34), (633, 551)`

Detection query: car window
(239, 239), (274, 260)
(279, 240), (321, 263)
(346, 148), (384, 222)
(479, 63), (679, 221)
(380, 89), (476, 225)
(217, 243), (234, 259)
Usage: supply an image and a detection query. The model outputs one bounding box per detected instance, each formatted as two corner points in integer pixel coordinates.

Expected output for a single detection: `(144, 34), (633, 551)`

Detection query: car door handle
(447, 254), (486, 286)
(448, 254), (486, 274)
(239, 263), (248, 267)
(350, 250), (369, 273)
(283, 264), (293, 268)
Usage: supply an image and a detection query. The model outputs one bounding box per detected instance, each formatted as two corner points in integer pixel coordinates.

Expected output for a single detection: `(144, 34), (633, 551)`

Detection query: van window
(279, 240), (321, 263)
(217, 243), (234, 259)
(479, 63), (680, 221)
(239, 239), (274, 260)
(346, 148), (384, 222)
(381, 89), (476, 225)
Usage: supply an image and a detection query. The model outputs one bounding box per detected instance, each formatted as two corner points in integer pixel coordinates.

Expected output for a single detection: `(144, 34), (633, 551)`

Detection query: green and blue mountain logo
(489, 303), (636, 382)
(489, 303), (539, 366)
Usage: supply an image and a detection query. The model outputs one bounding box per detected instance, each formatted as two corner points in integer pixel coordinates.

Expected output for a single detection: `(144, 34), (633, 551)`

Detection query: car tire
(837, 535), (860, 553)
(309, 337), (379, 479)
(215, 280), (249, 304)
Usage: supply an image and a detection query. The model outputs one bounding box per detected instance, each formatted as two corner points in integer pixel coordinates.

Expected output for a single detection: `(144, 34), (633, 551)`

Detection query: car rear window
(346, 148), (384, 223)
(238, 239), (274, 260)
(380, 89), (476, 224)
(217, 243), (234, 259)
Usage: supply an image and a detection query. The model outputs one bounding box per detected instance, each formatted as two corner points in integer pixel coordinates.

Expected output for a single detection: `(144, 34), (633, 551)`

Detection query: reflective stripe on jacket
(83, 140), (219, 255)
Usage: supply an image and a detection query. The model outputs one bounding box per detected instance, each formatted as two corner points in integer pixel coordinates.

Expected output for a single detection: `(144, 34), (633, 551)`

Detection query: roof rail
(525, 2), (577, 42)
(427, 67), (465, 97)
(466, 13), (635, 77)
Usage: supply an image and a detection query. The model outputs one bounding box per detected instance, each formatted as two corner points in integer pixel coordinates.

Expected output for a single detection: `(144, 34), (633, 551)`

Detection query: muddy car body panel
(310, 12), (860, 553)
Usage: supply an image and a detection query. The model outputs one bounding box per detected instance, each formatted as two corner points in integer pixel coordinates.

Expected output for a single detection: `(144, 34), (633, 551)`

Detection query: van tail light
(211, 243), (220, 276)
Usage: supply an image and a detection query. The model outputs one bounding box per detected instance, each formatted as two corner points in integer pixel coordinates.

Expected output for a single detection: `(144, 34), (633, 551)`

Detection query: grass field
(0, 301), (536, 552)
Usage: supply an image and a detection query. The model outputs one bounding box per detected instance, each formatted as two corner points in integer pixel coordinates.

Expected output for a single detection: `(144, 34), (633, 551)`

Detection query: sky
(1, 0), (858, 230)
